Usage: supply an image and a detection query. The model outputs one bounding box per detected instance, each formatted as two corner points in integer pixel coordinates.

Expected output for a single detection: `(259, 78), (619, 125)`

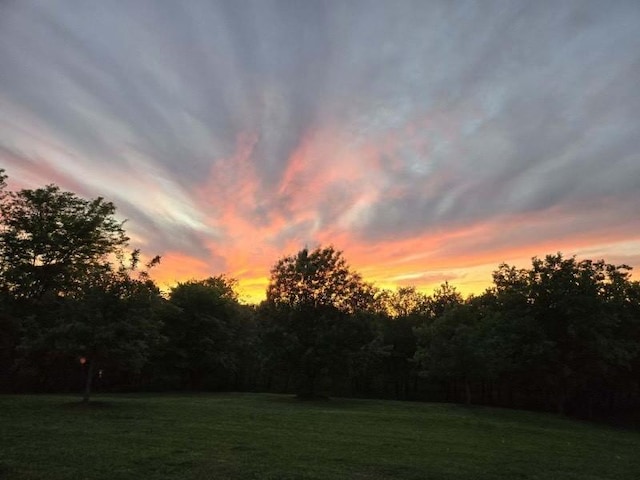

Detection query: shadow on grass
(591, 409), (640, 432)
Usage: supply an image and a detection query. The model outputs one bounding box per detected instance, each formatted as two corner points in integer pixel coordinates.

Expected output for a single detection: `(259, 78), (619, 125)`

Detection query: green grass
(0, 393), (639, 479)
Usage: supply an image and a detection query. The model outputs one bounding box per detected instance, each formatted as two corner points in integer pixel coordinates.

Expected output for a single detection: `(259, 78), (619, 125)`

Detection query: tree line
(1, 171), (639, 417)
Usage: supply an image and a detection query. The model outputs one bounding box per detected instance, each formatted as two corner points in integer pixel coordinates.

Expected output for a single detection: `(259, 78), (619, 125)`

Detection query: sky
(1, 0), (639, 303)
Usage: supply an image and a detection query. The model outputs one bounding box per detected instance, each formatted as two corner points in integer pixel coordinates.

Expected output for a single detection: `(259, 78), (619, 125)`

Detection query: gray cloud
(1, 0), (639, 275)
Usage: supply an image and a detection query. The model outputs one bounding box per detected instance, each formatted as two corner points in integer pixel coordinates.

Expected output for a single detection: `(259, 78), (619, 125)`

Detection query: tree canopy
(266, 246), (375, 313)
(0, 170), (162, 402)
(262, 246), (377, 398)
(1, 170), (639, 417)
(0, 179), (128, 299)
(157, 276), (248, 390)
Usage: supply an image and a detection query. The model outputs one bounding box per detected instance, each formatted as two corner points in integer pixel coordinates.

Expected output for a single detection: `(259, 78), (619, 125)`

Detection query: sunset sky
(1, 1), (639, 303)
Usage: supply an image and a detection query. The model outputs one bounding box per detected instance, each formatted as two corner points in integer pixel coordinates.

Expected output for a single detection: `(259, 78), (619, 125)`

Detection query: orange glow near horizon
(149, 226), (640, 305)
(12, 116), (638, 307)
(151, 242), (640, 306)
(137, 122), (640, 305)
(9, 121), (639, 306)
(149, 252), (213, 293)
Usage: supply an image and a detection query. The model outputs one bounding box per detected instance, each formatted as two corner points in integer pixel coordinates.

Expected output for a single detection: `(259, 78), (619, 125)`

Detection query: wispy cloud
(1, 0), (639, 301)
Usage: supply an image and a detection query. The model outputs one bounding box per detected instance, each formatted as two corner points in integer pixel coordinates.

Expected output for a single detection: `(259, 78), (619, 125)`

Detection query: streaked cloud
(1, 0), (639, 302)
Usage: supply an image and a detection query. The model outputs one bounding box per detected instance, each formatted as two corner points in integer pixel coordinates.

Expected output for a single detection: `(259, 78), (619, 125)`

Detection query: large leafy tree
(490, 254), (640, 414)
(377, 286), (430, 319)
(55, 258), (162, 402)
(262, 246), (377, 398)
(158, 276), (249, 390)
(0, 177), (128, 299)
(266, 246), (375, 312)
(428, 282), (464, 319)
(373, 287), (430, 399)
(414, 300), (484, 405)
(0, 170), (162, 401)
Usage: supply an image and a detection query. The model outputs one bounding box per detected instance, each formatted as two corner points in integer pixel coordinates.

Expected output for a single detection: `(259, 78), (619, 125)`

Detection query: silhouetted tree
(377, 286), (430, 318)
(0, 170), (162, 401)
(262, 246), (376, 398)
(414, 301), (483, 405)
(490, 254), (640, 414)
(428, 281), (464, 319)
(54, 256), (162, 403)
(373, 287), (431, 399)
(158, 276), (249, 390)
(0, 180), (128, 300)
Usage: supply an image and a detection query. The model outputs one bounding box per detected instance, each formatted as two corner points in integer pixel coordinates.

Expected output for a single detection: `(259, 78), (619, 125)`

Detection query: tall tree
(377, 286), (430, 319)
(262, 246), (376, 398)
(491, 254), (640, 414)
(55, 257), (162, 403)
(428, 282), (464, 319)
(159, 276), (247, 390)
(414, 301), (484, 405)
(374, 287), (430, 399)
(0, 171), (161, 401)
(266, 246), (375, 312)
(0, 181), (128, 299)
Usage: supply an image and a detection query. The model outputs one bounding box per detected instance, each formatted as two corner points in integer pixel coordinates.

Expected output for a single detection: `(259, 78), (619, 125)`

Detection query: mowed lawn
(1, 393), (639, 480)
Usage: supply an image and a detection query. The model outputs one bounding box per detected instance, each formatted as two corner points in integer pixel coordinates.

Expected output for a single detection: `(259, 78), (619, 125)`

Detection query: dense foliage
(1, 171), (639, 416)
(260, 247), (377, 398)
(0, 170), (162, 401)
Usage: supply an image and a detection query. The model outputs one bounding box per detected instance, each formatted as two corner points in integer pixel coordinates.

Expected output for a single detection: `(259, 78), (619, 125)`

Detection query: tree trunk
(82, 358), (95, 404)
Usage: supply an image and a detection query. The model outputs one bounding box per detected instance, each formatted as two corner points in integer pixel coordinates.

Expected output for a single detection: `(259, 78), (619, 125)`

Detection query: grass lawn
(0, 393), (639, 479)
